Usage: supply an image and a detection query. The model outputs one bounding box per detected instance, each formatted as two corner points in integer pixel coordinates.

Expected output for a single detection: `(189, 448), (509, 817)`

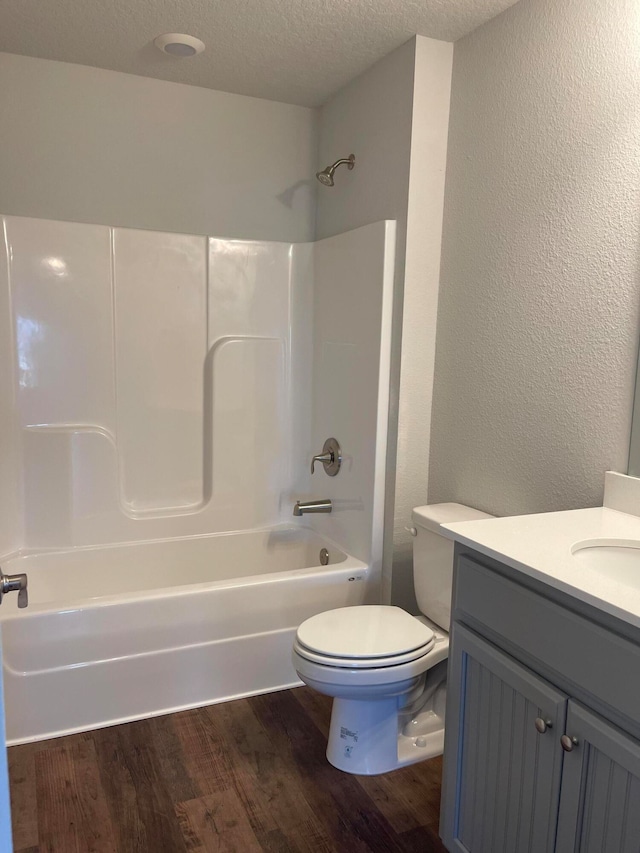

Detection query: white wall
(315, 36), (453, 608)
(429, 0), (640, 517)
(0, 53), (317, 242)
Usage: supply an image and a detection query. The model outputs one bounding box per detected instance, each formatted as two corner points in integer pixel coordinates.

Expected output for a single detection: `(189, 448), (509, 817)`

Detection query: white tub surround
(304, 223), (395, 581)
(444, 505), (640, 631)
(1, 215), (394, 567)
(0, 214), (395, 741)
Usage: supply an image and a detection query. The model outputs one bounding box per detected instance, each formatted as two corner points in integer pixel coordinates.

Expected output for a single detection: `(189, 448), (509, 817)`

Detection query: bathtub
(0, 526), (369, 744)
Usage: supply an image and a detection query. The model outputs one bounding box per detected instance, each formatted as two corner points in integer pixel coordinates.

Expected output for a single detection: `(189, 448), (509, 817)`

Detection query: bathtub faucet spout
(0, 567), (28, 608)
(293, 499), (332, 516)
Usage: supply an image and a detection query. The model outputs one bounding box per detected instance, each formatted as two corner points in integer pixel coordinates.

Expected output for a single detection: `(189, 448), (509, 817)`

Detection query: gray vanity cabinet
(443, 624), (565, 852)
(555, 701), (640, 853)
(440, 550), (640, 853)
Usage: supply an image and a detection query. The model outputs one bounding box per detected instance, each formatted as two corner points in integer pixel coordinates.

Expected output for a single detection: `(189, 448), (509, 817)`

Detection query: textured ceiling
(0, 0), (520, 107)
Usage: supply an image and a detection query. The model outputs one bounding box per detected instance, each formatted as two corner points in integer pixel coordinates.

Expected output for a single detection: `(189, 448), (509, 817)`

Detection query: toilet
(292, 502), (493, 775)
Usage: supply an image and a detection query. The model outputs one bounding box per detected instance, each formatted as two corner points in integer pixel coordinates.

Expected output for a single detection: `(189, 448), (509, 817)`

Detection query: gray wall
(429, 0), (640, 517)
(0, 52), (317, 242)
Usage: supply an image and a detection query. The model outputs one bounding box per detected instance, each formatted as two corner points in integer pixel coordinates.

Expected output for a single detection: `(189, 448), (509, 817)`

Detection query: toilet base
(326, 694), (445, 775)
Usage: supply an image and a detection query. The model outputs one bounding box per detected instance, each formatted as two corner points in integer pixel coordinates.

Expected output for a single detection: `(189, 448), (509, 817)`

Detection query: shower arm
(331, 158), (354, 170)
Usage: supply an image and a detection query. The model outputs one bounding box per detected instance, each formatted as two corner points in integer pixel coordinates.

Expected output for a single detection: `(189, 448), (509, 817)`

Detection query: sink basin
(571, 539), (640, 586)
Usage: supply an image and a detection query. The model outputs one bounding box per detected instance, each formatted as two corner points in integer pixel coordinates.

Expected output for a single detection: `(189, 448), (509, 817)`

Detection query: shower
(316, 154), (355, 187)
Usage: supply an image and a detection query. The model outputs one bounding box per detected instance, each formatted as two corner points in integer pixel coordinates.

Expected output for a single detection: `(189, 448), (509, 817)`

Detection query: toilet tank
(412, 503), (494, 632)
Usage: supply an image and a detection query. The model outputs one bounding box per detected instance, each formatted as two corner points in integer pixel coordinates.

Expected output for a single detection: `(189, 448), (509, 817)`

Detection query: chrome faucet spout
(0, 567), (28, 608)
(293, 499), (332, 516)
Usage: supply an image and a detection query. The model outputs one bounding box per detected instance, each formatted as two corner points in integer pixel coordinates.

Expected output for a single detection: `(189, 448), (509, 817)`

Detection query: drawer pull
(560, 735), (579, 752)
(535, 717), (552, 734)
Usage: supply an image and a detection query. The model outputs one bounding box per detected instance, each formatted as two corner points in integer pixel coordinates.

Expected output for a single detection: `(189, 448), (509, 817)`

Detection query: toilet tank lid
(412, 502), (494, 533)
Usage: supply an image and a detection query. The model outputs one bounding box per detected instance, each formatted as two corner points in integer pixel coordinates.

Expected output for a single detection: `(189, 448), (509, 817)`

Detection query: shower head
(316, 170), (335, 187)
(316, 154), (355, 187)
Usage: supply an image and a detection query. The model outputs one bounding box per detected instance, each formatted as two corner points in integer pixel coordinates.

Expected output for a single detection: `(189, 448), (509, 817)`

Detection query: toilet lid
(296, 605), (435, 660)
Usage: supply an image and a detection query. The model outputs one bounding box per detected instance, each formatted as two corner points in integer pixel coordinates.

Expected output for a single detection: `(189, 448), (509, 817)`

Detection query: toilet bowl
(292, 503), (493, 775)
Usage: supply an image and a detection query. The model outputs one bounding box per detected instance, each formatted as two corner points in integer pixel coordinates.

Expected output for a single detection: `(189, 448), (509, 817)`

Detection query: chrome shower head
(316, 170), (335, 187)
(316, 154), (355, 187)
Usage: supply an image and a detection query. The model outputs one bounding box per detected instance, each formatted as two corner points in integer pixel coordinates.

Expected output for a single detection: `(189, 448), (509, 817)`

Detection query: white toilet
(292, 502), (493, 775)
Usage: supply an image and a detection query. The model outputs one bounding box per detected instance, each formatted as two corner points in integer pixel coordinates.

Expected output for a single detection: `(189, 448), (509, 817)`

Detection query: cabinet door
(556, 700), (640, 853)
(440, 625), (567, 853)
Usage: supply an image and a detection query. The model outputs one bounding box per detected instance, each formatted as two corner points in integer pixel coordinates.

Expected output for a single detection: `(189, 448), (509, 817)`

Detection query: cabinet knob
(535, 717), (552, 734)
(560, 734), (579, 752)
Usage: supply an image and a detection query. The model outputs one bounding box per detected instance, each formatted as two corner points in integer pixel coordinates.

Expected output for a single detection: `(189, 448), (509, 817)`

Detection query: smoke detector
(154, 33), (205, 57)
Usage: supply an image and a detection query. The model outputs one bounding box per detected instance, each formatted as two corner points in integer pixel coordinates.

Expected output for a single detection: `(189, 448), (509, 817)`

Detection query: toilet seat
(293, 637), (436, 668)
(292, 640), (445, 689)
(294, 605), (435, 669)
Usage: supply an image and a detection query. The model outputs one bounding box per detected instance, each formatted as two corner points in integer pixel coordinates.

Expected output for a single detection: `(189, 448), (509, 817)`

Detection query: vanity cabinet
(555, 701), (640, 853)
(440, 551), (640, 853)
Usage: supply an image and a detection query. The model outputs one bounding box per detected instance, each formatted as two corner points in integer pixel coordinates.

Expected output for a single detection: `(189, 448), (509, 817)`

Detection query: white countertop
(443, 507), (640, 630)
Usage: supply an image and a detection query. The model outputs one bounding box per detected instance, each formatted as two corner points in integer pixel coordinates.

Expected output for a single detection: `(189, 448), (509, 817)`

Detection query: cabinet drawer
(455, 556), (640, 726)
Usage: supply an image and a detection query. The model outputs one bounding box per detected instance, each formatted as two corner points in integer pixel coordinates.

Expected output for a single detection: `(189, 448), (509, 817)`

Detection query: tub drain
(319, 548), (330, 566)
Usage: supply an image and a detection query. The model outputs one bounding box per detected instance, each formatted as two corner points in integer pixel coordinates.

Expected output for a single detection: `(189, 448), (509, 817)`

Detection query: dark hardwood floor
(8, 687), (448, 852)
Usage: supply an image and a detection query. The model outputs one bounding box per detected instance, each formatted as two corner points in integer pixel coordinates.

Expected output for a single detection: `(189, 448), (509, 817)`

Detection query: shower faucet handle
(311, 452), (333, 472)
(311, 438), (342, 476)
(0, 568), (28, 608)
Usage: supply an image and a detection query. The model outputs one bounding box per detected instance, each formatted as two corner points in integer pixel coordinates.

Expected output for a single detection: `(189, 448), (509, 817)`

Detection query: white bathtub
(0, 526), (369, 744)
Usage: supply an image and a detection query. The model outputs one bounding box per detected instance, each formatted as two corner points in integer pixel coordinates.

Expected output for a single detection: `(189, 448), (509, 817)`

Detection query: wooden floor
(8, 687), (448, 852)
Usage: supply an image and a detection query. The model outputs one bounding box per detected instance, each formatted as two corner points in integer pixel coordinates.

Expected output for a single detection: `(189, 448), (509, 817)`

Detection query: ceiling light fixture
(154, 33), (205, 57)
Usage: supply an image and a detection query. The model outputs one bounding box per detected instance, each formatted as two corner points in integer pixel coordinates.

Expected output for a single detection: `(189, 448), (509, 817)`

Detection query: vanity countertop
(443, 507), (640, 630)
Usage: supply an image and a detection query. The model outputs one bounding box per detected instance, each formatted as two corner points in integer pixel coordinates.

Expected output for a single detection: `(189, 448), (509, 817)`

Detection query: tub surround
(0, 212), (395, 743)
(442, 472), (640, 630)
(1, 214), (394, 567)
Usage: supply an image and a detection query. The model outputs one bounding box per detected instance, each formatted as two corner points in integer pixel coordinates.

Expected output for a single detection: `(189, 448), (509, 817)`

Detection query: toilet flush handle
(405, 526), (417, 537)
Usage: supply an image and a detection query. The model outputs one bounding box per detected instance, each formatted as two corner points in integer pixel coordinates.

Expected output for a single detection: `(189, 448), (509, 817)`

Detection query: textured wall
(429, 0), (640, 517)
(0, 53), (317, 242)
